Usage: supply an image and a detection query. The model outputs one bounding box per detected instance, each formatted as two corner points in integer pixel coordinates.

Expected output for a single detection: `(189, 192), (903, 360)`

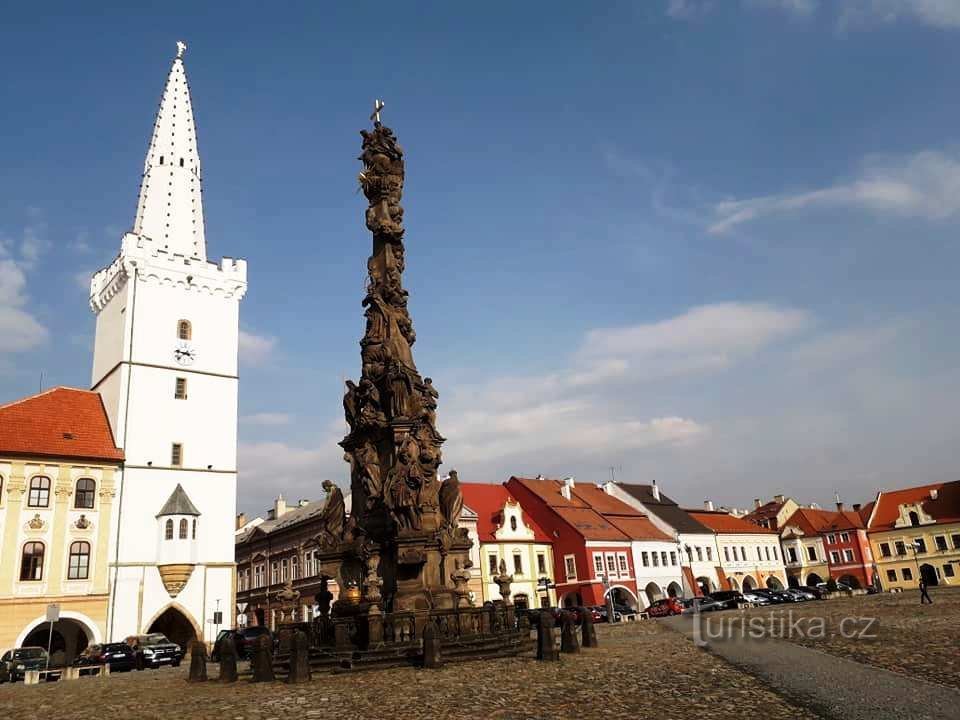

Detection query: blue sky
(3, 1), (960, 515)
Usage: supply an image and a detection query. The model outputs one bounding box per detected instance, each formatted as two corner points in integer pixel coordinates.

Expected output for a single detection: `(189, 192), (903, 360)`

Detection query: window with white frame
(696, 546), (703, 562)
(670, 551), (677, 566)
(827, 534), (836, 544)
(606, 553), (618, 576)
(642, 551), (649, 567)
(772, 545), (779, 561)
(731, 546), (738, 561)
(765, 546), (771, 561)
(807, 545), (817, 561)
(271, 561), (279, 585)
(829, 550), (840, 563)
(843, 549), (854, 562)
(617, 553), (628, 573)
(537, 553), (547, 575)
(706, 547), (713, 561)
(840, 532), (850, 543)
(652, 552), (659, 567)
(564, 555), (577, 580)
(788, 547), (798, 563)
(724, 546), (730, 562)
(488, 554), (498, 576)
(661, 551), (668, 566)
(513, 552), (523, 576)
(757, 547), (763, 561)
(593, 554), (605, 577)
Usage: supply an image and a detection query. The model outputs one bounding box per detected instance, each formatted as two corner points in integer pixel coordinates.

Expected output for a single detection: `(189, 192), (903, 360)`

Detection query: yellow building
(461, 484), (557, 609)
(866, 481), (960, 591)
(0, 388), (123, 663)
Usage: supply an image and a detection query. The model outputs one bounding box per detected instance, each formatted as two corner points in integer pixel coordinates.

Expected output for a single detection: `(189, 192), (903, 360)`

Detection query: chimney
(835, 492), (843, 512)
(703, 500), (715, 511)
(774, 494), (785, 504)
(852, 503), (861, 512)
(274, 494), (288, 519)
(754, 498), (762, 509)
(236, 513), (246, 530)
(651, 480), (660, 502)
(930, 489), (939, 500)
(560, 476), (575, 501)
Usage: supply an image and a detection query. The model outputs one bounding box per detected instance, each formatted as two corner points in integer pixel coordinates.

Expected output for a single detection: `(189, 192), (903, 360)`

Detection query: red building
(820, 504), (875, 589)
(505, 476), (645, 609)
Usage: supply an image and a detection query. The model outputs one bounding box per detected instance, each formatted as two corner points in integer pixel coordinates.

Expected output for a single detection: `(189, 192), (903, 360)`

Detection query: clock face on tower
(174, 342), (196, 366)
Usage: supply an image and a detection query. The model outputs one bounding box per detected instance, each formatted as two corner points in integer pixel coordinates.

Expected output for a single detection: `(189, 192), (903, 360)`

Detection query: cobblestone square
(0, 622), (816, 720)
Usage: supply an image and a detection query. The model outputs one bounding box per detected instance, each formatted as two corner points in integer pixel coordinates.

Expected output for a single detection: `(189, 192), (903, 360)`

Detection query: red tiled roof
(552, 507), (629, 541)
(569, 483), (641, 516)
(459, 483), (551, 542)
(867, 481), (960, 531)
(0, 387), (123, 462)
(605, 515), (672, 541)
(781, 508), (833, 536)
(686, 510), (777, 534)
(510, 476), (588, 508)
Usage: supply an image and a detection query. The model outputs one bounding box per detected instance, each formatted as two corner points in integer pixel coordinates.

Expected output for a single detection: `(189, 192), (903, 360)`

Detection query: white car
(741, 592), (771, 605)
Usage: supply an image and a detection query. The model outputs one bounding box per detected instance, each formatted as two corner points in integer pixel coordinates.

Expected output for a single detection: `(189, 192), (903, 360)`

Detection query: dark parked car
(644, 597), (683, 617)
(211, 630), (241, 662)
(707, 591), (744, 610)
(126, 634), (183, 669)
(74, 643), (136, 673)
(681, 597), (723, 614)
(0, 647), (48, 682)
(234, 626), (273, 659)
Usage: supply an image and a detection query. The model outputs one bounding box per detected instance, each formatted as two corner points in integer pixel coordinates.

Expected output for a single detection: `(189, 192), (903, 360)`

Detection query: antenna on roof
(39, 371), (44, 392)
(609, 466), (615, 483)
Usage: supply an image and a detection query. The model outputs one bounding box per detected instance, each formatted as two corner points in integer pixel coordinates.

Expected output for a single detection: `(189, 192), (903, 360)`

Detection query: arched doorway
(696, 576), (713, 595)
(147, 606), (198, 650)
(919, 564), (939, 587)
(765, 576), (784, 590)
(21, 618), (92, 667)
(667, 581), (683, 598)
(514, 594), (529, 610)
(643, 582), (663, 607)
(806, 573), (823, 587)
(742, 575), (757, 591)
(607, 586), (640, 610)
(728, 576), (740, 591)
(839, 574), (862, 589)
(787, 575), (800, 588)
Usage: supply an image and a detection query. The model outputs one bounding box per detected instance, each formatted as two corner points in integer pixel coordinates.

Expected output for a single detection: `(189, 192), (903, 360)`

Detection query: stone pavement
(0, 621), (816, 720)
(664, 603), (960, 720)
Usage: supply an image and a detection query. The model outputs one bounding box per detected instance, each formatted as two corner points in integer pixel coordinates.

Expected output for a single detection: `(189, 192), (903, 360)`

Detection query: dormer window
(509, 516), (517, 532)
(177, 320), (192, 340)
(909, 511), (920, 527)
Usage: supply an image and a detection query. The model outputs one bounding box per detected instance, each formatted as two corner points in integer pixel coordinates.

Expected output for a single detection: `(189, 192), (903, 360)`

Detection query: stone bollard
(218, 634), (238, 683)
(560, 611), (580, 654)
(422, 620), (442, 669)
(65, 666), (80, 681)
(580, 607), (598, 648)
(24, 670), (40, 685)
(536, 612), (559, 661)
(187, 640), (208, 682)
(102, 661), (111, 676)
(286, 630), (311, 684)
(250, 634), (275, 682)
(276, 628), (294, 656)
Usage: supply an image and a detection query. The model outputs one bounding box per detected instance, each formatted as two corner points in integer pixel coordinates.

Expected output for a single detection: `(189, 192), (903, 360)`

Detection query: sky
(3, 1), (960, 517)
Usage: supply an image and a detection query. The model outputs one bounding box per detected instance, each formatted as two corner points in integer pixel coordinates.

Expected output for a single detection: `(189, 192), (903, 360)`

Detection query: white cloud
(238, 439), (345, 514)
(238, 330), (276, 366)
(839, 0), (960, 29)
(241, 412), (292, 426)
(744, 0), (818, 16)
(709, 150), (960, 233)
(665, 0), (714, 19)
(0, 258), (48, 352)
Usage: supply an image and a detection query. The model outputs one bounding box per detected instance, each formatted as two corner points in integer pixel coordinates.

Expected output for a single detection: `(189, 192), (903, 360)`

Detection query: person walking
(919, 576), (933, 604)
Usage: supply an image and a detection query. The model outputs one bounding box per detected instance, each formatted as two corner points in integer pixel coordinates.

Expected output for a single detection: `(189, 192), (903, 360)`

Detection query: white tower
(90, 42), (247, 646)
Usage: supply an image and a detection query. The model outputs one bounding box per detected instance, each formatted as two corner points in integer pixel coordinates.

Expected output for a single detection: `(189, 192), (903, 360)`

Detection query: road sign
(46, 603), (60, 622)
(237, 602), (248, 614)
(213, 611), (223, 625)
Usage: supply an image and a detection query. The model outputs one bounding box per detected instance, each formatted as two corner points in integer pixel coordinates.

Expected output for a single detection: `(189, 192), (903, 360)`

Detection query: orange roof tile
(605, 515), (672, 541)
(0, 387), (123, 462)
(867, 481), (960, 531)
(510, 476), (588, 508)
(552, 507), (629, 541)
(686, 510), (777, 534)
(459, 483), (552, 542)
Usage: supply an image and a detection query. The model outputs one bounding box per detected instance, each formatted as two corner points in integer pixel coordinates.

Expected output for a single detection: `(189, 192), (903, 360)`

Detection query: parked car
(613, 603), (638, 620)
(681, 597), (723, 614)
(0, 647), (48, 682)
(707, 591), (744, 610)
(234, 626), (274, 660)
(784, 588), (814, 602)
(817, 581), (853, 593)
(74, 643), (136, 673)
(126, 634), (183, 669)
(211, 630), (241, 662)
(644, 597), (683, 617)
(741, 591), (771, 606)
(792, 586), (825, 600)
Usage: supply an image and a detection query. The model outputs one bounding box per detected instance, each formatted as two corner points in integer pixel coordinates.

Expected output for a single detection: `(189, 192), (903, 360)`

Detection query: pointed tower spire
(132, 41), (206, 260)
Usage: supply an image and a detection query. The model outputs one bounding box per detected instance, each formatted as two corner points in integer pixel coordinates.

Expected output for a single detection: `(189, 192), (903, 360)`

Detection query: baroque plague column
(335, 104), (471, 616)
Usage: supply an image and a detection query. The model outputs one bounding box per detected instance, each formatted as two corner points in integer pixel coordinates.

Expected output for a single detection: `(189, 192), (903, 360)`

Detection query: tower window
(179, 518), (188, 539)
(165, 519), (174, 540)
(177, 320), (192, 340)
(175, 377), (187, 399)
(171, 443), (183, 467)
(192, 519), (197, 539)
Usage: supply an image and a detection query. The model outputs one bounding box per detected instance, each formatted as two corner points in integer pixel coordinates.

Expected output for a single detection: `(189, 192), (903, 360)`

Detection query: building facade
(778, 509), (830, 588)
(90, 44), (247, 647)
(460, 483), (557, 609)
(687, 510), (787, 591)
(0, 388), (123, 662)
(866, 481), (960, 591)
(608, 482), (722, 596)
(743, 495), (799, 531)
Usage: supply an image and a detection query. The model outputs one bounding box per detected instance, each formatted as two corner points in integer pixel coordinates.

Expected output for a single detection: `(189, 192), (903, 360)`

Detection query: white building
(90, 42), (247, 647)
(687, 508), (788, 591)
(605, 482), (723, 596)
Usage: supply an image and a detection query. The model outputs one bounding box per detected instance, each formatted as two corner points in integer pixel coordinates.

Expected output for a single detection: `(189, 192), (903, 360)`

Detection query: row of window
(592, 552), (630, 579)
(825, 532), (851, 545)
(486, 551), (548, 578)
(685, 545), (713, 563)
(163, 518), (197, 540)
(786, 545), (820, 564)
(722, 544), (780, 563)
(20, 541), (90, 581)
(886, 564), (956, 583)
(240, 550), (321, 591)
(1, 477), (98, 509)
(640, 550), (678, 568)
(829, 549), (856, 564)
(879, 535), (960, 557)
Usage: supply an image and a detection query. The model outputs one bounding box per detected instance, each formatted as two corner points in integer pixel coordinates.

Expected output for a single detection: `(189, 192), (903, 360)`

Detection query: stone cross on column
(370, 98), (385, 124)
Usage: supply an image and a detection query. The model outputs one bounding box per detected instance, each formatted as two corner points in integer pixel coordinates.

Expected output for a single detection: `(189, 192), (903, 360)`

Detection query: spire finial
(370, 98), (385, 125)
(176, 40), (187, 59)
